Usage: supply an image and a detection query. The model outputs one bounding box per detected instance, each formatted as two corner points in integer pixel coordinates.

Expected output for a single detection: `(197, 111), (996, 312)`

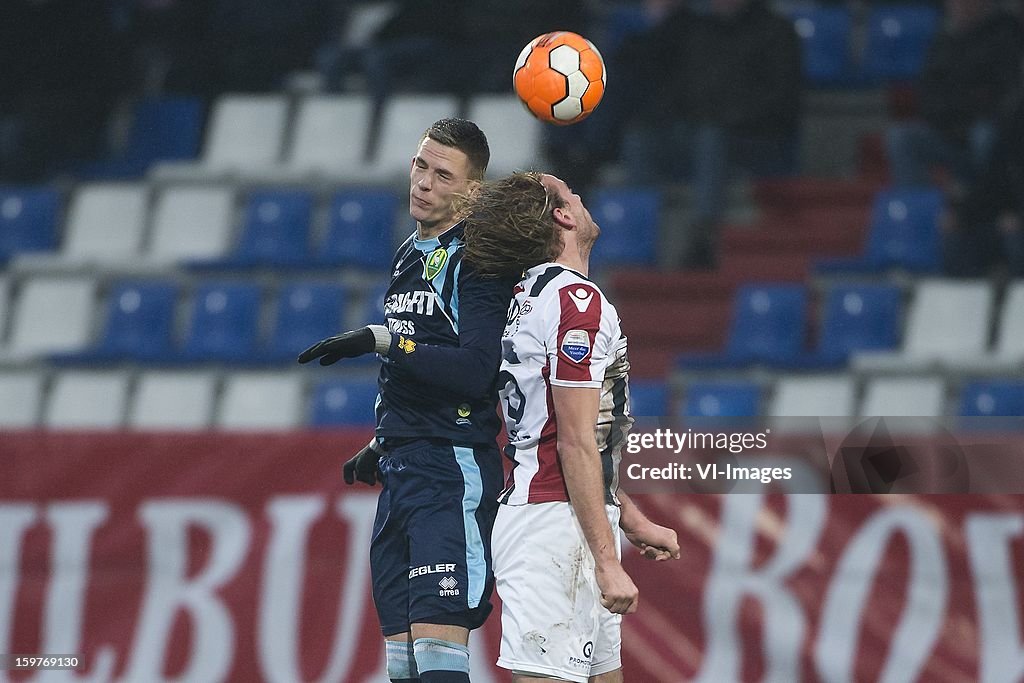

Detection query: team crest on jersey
(561, 329), (591, 363)
(424, 248), (448, 280)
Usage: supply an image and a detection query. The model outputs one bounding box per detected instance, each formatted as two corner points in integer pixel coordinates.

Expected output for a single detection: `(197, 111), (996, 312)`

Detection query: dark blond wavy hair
(460, 171), (565, 277)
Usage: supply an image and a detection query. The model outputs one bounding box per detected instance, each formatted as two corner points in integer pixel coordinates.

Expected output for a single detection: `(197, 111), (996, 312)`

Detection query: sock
(385, 639), (419, 683)
(413, 637), (470, 683)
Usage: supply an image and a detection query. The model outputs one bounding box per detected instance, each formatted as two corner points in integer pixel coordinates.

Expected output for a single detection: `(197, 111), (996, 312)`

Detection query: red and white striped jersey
(497, 263), (632, 505)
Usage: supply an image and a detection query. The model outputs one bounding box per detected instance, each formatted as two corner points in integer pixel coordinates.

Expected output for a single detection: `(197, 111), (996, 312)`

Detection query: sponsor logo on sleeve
(561, 329), (591, 363)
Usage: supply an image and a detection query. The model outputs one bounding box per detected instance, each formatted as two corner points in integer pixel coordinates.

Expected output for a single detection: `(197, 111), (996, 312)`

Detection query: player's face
(409, 137), (475, 232)
(541, 174), (600, 245)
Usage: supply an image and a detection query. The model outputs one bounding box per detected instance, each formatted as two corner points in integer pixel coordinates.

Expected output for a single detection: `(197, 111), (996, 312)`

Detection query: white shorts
(492, 501), (622, 683)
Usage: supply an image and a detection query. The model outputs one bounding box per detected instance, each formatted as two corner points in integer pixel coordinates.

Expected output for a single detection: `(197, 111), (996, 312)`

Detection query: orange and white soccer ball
(513, 31), (606, 125)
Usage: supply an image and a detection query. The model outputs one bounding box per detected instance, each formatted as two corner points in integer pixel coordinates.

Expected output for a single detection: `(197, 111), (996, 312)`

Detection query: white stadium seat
(860, 376), (946, 417)
(0, 370), (45, 428)
(467, 94), (543, 177)
(203, 94), (290, 170)
(364, 95), (459, 182)
(286, 95), (375, 178)
(148, 186), (236, 263)
(217, 372), (304, 430)
(130, 371), (218, 430)
(4, 276), (97, 359)
(44, 370), (131, 429)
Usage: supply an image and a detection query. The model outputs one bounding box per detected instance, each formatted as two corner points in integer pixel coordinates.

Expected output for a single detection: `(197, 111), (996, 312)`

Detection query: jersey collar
(413, 220), (465, 252)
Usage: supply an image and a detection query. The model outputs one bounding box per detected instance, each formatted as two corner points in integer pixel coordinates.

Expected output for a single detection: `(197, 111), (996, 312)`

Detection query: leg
(403, 441), (503, 683)
(385, 632), (419, 683)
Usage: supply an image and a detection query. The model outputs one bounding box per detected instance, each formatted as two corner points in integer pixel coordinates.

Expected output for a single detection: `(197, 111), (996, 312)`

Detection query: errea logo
(438, 576), (460, 597)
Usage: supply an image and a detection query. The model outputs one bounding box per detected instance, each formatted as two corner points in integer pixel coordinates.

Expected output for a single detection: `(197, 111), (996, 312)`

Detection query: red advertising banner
(2, 432), (1023, 682)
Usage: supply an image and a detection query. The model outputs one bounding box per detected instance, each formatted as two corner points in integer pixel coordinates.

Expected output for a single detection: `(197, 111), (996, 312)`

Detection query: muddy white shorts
(492, 501), (622, 683)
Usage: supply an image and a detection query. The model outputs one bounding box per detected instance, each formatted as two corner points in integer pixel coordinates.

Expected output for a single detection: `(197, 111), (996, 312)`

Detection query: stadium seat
(309, 376), (379, 427)
(989, 282), (1024, 363)
(788, 6), (854, 86)
(769, 375), (856, 417)
(681, 381), (762, 417)
(130, 371), (218, 429)
(263, 282), (347, 363)
(466, 95), (543, 177)
(798, 283), (903, 368)
(817, 188), (943, 273)
(50, 183), (149, 265)
(201, 94), (290, 171)
(53, 280), (179, 364)
(854, 279), (993, 371)
(4, 277), (96, 359)
(589, 187), (660, 268)
(217, 372), (305, 429)
(628, 380), (669, 416)
(0, 371), (44, 427)
(44, 370), (131, 429)
(81, 97), (204, 178)
(860, 376), (945, 417)
(286, 94), (374, 178)
(319, 190), (398, 270)
(193, 189), (314, 268)
(180, 282), (263, 362)
(679, 284), (808, 369)
(364, 95), (459, 181)
(148, 186), (236, 264)
(959, 380), (1024, 417)
(861, 5), (941, 82)
(0, 187), (60, 262)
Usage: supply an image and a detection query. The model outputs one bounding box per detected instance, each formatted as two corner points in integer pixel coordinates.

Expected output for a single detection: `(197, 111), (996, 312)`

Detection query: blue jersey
(374, 220), (514, 445)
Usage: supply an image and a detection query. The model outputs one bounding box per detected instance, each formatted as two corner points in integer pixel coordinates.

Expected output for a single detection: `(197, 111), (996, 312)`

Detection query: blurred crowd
(1, 0), (1022, 275)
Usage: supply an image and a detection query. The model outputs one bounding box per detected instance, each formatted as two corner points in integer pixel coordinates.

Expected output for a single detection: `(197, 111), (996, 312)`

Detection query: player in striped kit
(463, 172), (680, 683)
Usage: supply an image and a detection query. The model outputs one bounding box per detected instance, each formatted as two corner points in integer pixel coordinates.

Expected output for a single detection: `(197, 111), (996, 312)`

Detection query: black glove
(343, 440), (383, 486)
(297, 325), (390, 366)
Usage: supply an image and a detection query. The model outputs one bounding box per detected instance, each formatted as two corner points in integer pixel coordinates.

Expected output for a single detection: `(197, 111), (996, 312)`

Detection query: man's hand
(297, 325), (391, 366)
(624, 521), (681, 562)
(595, 561), (639, 614)
(342, 440), (383, 486)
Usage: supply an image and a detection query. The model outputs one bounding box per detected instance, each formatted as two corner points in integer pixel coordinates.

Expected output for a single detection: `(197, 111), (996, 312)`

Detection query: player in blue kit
(298, 119), (515, 683)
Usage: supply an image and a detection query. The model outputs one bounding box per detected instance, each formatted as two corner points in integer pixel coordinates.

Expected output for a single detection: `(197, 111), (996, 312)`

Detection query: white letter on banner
(815, 506), (947, 683)
(966, 513), (1024, 683)
(0, 505), (37, 683)
(36, 503), (116, 683)
(259, 495), (377, 683)
(121, 500), (250, 683)
(694, 494), (825, 683)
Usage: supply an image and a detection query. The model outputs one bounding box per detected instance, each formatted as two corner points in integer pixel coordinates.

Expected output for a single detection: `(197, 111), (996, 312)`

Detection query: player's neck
(555, 253), (589, 278)
(416, 219), (457, 242)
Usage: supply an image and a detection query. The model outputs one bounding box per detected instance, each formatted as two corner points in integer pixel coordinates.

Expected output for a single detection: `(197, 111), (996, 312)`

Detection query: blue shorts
(371, 437), (503, 636)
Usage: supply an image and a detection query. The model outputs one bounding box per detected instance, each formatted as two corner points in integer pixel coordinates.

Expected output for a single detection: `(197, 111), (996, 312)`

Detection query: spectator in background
(885, 0), (1023, 190)
(942, 84), (1024, 277)
(619, 0), (802, 268)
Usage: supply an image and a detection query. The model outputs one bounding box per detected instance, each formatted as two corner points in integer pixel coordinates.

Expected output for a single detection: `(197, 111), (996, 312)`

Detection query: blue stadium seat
(319, 190), (397, 270)
(679, 284), (808, 369)
(52, 280), (179, 364)
(589, 187), (660, 268)
(196, 189), (315, 268)
(959, 380), (1024, 417)
(861, 5), (940, 82)
(798, 283), (903, 368)
(681, 381), (762, 417)
(180, 283), (263, 362)
(629, 380), (669, 416)
(816, 188), (943, 274)
(309, 377), (379, 427)
(0, 187), (60, 262)
(263, 282), (346, 363)
(80, 97), (204, 178)
(787, 6), (854, 86)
